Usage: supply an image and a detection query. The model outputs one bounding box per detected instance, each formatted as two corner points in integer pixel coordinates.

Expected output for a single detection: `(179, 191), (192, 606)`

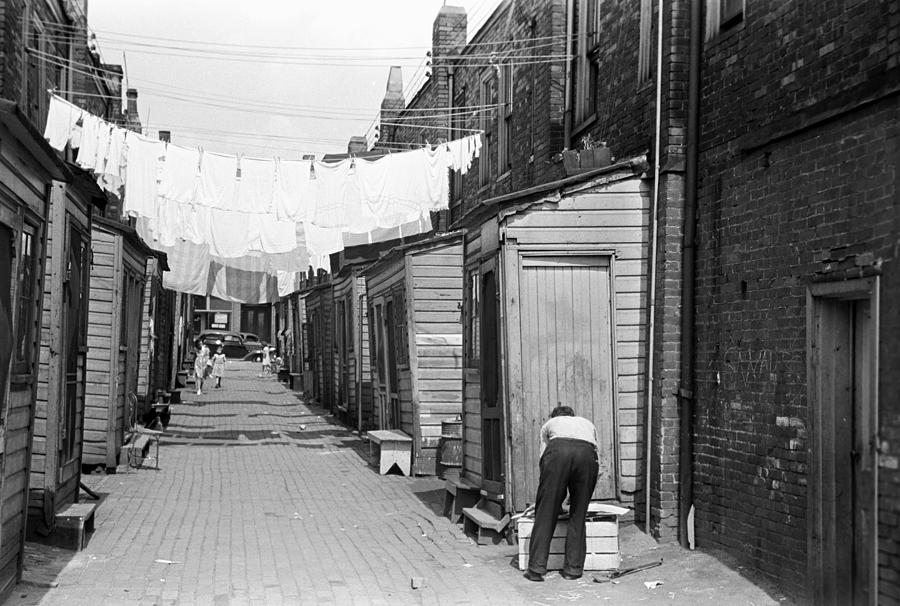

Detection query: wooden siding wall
(462, 229), (484, 487)
(332, 274), (355, 416)
(355, 276), (374, 431)
(31, 185), (91, 527)
(0, 135), (51, 597)
(502, 177), (650, 505)
(83, 228), (118, 467)
(406, 240), (464, 475)
(364, 256), (404, 431)
(306, 288), (333, 407)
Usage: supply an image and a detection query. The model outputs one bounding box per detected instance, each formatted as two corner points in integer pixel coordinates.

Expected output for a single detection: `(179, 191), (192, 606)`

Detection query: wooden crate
(517, 516), (620, 571)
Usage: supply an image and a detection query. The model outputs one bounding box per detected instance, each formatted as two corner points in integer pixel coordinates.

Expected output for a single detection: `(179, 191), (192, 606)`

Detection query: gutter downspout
(563, 0), (575, 146)
(678, 0), (702, 548)
(644, 0), (665, 535)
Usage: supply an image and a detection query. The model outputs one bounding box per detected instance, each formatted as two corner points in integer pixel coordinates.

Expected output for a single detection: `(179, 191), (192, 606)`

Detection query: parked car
(196, 330), (248, 359)
(240, 332), (264, 353)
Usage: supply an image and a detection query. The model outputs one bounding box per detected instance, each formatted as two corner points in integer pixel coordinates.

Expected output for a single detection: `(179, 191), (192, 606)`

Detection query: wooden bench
(442, 476), (481, 523)
(367, 429), (413, 475)
(55, 502), (97, 551)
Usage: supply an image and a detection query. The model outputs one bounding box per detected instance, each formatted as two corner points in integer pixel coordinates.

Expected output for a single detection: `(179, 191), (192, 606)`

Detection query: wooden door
(479, 258), (504, 494)
(808, 280), (878, 605)
(0, 224), (13, 413)
(512, 253), (616, 508)
(61, 222), (88, 465)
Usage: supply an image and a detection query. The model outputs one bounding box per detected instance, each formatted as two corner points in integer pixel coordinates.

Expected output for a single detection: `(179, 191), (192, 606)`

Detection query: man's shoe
(523, 570), (544, 582)
(560, 571), (582, 580)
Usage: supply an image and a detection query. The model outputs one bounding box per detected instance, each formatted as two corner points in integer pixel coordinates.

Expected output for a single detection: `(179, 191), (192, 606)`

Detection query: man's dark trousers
(527, 438), (599, 576)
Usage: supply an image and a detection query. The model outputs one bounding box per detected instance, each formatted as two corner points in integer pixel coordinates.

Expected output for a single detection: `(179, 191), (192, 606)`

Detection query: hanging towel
(76, 114), (102, 171)
(309, 159), (352, 228)
(97, 126), (127, 193)
(123, 131), (165, 219)
(250, 214), (298, 255)
(205, 207), (256, 258)
(159, 144), (200, 205)
(198, 152), (239, 210)
(235, 157), (276, 213)
(43, 96), (82, 150)
(273, 158), (315, 222)
(356, 154), (422, 228)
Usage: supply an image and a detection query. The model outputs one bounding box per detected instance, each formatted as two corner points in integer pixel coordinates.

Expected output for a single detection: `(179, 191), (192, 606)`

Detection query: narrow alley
(7, 364), (788, 606)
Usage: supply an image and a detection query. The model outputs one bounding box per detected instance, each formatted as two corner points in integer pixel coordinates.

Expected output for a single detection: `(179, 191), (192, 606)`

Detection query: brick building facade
(693, 1), (899, 602)
(379, 0), (898, 602)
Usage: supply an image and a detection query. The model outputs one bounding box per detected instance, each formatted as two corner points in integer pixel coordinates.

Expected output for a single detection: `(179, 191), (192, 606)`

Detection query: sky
(86, 0), (503, 159)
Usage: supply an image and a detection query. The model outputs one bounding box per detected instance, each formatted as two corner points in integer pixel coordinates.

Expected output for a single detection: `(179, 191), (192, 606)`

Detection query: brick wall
(694, 0), (899, 600)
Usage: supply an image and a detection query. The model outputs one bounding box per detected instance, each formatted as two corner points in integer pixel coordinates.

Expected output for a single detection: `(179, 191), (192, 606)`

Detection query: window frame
(478, 70), (496, 187)
(497, 62), (513, 176)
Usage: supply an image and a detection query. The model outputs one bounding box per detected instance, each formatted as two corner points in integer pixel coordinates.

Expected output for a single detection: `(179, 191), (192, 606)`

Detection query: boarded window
(392, 285), (408, 366)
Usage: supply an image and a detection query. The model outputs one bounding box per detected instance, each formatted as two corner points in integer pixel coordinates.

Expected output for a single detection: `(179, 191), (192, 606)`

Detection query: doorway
(808, 278), (878, 605)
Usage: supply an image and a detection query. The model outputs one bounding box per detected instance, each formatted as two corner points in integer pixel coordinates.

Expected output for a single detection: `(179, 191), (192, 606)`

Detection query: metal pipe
(644, 0), (665, 536)
(563, 0), (575, 146)
(678, 0), (702, 548)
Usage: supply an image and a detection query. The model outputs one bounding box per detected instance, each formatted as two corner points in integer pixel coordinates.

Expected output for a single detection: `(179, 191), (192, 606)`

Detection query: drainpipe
(644, 0), (665, 535)
(678, 0), (702, 548)
(563, 0), (575, 146)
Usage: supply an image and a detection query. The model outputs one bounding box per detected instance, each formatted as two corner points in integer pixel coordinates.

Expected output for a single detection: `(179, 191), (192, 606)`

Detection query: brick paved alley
(7, 364), (789, 606)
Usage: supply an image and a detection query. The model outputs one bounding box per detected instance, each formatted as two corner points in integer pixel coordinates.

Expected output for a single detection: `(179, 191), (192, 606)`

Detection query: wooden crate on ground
(517, 515), (620, 571)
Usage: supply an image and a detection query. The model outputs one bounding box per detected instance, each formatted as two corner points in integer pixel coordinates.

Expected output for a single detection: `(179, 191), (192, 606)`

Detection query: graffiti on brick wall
(714, 337), (804, 392)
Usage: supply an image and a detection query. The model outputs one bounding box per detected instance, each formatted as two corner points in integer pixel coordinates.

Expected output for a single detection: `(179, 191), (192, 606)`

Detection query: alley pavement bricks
(9, 363), (791, 606)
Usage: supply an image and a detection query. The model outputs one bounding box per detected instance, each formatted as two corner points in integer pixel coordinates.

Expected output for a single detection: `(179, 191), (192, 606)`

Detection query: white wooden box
(517, 516), (620, 571)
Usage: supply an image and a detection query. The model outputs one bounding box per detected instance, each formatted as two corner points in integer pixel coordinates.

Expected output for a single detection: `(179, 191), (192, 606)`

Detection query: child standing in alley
(261, 343), (271, 377)
(211, 344), (226, 388)
(193, 340), (210, 395)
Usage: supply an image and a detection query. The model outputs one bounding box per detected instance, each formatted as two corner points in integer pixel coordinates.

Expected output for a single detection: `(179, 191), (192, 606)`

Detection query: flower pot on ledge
(561, 146), (613, 176)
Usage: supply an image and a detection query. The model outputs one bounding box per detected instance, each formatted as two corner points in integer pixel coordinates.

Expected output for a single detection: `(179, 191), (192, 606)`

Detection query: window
(24, 15), (66, 131)
(705, 0), (744, 40)
(14, 225), (38, 374)
(574, 0), (600, 126)
(346, 296), (354, 352)
(385, 300), (398, 390)
(479, 71), (496, 187)
(450, 87), (466, 206)
(465, 269), (480, 367)
(638, 0), (653, 83)
(498, 63), (513, 174)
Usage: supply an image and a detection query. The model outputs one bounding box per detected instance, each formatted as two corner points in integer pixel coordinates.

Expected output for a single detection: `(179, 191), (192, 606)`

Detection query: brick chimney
(379, 66), (405, 150)
(432, 5), (467, 58)
(125, 88), (141, 133)
(431, 6), (467, 134)
(347, 136), (368, 155)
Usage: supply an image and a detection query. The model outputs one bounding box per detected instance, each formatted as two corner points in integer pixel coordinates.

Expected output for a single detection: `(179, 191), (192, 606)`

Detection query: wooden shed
(29, 166), (105, 535)
(136, 255), (174, 405)
(455, 160), (651, 513)
(0, 102), (63, 598)
(302, 281), (334, 409)
(330, 262), (374, 431)
(82, 216), (153, 470)
(362, 233), (464, 475)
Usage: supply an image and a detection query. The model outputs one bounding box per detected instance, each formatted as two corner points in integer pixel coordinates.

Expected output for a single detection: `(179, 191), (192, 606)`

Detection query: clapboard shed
(0, 102), (63, 600)
(82, 216), (152, 470)
(454, 159), (651, 512)
(363, 232), (464, 475)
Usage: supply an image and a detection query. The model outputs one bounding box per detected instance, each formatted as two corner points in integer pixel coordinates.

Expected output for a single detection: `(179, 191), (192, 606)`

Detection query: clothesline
(43, 94), (482, 303)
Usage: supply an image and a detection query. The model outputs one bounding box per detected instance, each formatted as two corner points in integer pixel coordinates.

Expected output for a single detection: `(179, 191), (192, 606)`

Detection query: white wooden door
(514, 254), (616, 506)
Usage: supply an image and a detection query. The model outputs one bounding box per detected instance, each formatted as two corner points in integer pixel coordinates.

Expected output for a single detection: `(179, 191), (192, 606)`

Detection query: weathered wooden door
(480, 258), (504, 495)
(509, 252), (616, 509)
(808, 279), (878, 605)
(62, 222), (88, 465)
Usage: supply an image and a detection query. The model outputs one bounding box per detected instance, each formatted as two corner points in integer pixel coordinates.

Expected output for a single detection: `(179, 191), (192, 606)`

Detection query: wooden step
(462, 506), (510, 545)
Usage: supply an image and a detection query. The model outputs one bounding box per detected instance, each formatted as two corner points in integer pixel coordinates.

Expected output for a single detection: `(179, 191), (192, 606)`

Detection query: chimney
(125, 88), (142, 133)
(379, 66), (405, 150)
(158, 130), (171, 143)
(431, 6), (467, 135)
(348, 136), (368, 155)
(432, 5), (467, 58)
